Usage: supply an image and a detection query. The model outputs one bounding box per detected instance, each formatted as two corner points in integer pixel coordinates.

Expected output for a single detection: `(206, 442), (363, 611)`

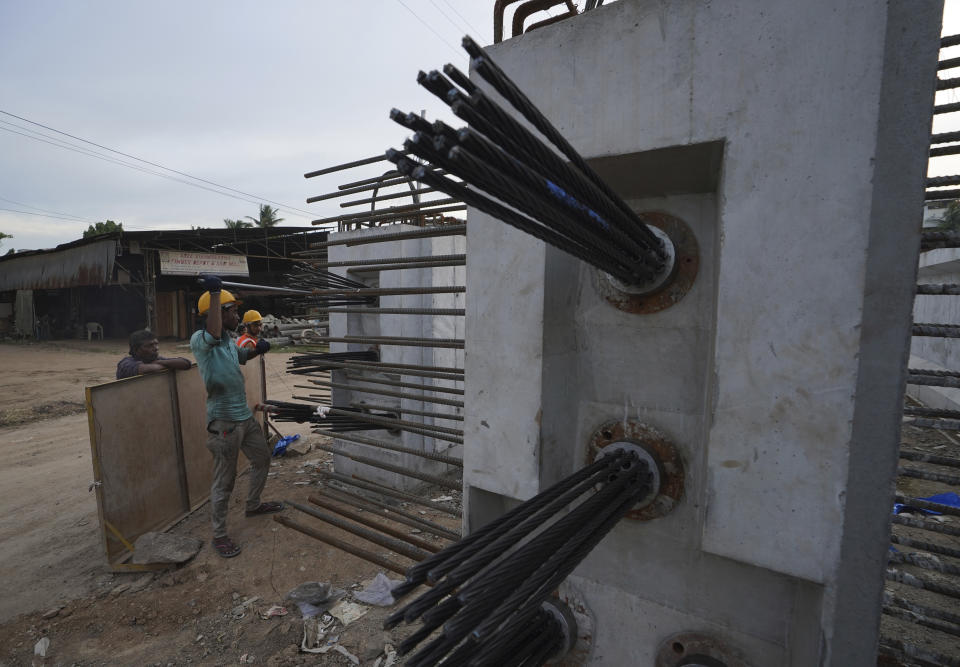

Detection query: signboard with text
(158, 251), (249, 277)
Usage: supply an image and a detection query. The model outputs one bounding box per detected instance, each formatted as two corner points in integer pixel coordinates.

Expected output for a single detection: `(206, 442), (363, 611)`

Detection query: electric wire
(0, 110), (317, 219)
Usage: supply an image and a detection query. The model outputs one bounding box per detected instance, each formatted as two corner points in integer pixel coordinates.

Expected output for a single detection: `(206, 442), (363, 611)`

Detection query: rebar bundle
(282, 263), (377, 306)
(264, 400), (390, 433)
(384, 448), (654, 666)
(384, 35), (673, 289)
(286, 351), (379, 374)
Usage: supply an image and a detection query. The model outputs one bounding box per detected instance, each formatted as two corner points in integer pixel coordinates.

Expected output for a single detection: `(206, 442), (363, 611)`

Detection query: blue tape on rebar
(545, 181), (610, 230)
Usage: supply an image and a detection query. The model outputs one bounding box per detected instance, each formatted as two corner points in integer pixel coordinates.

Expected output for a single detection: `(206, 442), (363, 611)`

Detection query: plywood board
(87, 356), (267, 567)
(242, 356), (266, 428)
(88, 373), (187, 562)
(176, 369), (213, 509)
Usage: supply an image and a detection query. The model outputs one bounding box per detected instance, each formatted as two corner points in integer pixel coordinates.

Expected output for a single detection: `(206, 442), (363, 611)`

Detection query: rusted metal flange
(586, 419), (684, 521)
(655, 632), (751, 667)
(597, 211), (699, 314)
(550, 583), (595, 667)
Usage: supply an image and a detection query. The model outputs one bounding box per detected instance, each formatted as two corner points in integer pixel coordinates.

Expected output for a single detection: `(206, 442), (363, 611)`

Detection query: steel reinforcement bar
(274, 514), (411, 575)
(320, 471), (462, 517)
(316, 444), (460, 491)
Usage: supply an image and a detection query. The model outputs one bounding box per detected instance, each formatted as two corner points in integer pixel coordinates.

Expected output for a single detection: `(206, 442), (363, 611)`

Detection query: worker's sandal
(212, 536), (241, 558)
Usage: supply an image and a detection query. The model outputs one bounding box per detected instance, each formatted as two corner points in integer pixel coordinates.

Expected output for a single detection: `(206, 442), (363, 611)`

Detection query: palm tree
(223, 218), (253, 229)
(245, 204), (284, 228)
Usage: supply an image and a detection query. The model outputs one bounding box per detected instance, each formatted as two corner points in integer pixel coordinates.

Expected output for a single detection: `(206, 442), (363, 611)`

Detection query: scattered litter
(239, 653), (256, 663)
(329, 600), (369, 626)
(431, 495), (454, 502)
(300, 614), (337, 653)
(273, 434), (301, 457)
(354, 572), (403, 606)
(41, 608), (60, 620)
(196, 634), (204, 643)
(374, 644), (399, 667)
(232, 596), (260, 619)
(34, 637), (50, 657)
(293, 481), (312, 486)
(314, 406), (331, 418)
(286, 582), (345, 618)
(259, 605), (288, 619)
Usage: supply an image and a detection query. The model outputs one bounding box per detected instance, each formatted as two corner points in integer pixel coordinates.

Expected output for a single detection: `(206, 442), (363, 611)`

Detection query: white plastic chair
(86, 322), (104, 341)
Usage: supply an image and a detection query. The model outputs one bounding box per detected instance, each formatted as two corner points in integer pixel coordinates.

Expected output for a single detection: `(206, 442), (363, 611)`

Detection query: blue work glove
(197, 274), (222, 293)
(255, 339), (271, 355)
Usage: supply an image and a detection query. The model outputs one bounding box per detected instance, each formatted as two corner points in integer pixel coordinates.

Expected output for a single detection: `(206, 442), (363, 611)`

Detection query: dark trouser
(206, 416), (271, 538)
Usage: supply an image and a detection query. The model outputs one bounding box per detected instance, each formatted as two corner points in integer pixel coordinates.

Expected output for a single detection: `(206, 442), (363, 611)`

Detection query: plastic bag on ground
(354, 572), (403, 606)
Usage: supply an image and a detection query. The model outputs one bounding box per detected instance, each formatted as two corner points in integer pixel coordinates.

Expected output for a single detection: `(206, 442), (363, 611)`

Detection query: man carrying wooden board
(192, 274), (283, 558)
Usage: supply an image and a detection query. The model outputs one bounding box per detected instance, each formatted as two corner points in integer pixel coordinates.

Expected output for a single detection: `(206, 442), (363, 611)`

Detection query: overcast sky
(2, 1), (959, 253)
(0, 0), (501, 251)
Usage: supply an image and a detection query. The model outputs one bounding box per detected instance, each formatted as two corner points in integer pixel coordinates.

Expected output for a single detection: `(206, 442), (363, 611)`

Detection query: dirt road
(0, 340), (135, 625)
(0, 340), (459, 666)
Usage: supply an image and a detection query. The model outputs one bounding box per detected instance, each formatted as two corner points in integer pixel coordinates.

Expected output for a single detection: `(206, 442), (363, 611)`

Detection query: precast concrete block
(462, 0), (940, 663)
(327, 225), (465, 491)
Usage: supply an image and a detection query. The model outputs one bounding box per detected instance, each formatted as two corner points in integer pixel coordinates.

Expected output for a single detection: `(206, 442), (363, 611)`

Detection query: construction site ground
(0, 340), (460, 666)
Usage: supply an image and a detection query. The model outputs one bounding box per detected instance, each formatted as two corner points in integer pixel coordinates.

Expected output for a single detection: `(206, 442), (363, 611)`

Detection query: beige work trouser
(206, 416), (271, 538)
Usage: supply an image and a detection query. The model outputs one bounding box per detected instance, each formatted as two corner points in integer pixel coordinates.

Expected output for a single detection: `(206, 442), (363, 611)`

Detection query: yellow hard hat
(197, 289), (240, 315)
(242, 309), (263, 324)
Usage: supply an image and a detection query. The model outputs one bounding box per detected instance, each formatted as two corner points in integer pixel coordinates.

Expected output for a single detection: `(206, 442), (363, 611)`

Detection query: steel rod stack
(383, 449), (653, 666)
(275, 118), (468, 591)
(303, 152), (465, 233)
(883, 40), (960, 659)
(264, 400), (391, 433)
(286, 350), (380, 374)
(278, 264), (376, 307)
(383, 35), (673, 289)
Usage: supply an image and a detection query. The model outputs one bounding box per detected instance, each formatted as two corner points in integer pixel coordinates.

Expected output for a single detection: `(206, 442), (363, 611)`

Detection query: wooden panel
(177, 291), (188, 339)
(176, 369), (213, 509)
(178, 356), (265, 508)
(88, 373), (187, 563)
(155, 292), (176, 337)
(243, 356), (266, 427)
(87, 357), (267, 566)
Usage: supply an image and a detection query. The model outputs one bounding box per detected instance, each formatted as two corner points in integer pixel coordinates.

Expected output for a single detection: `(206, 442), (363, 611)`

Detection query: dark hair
(129, 329), (156, 355)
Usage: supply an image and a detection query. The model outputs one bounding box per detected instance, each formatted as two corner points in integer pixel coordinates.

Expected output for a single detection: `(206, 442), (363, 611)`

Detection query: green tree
(0, 231), (11, 248)
(245, 204), (284, 228)
(224, 218), (253, 229)
(936, 201), (960, 231)
(83, 220), (123, 238)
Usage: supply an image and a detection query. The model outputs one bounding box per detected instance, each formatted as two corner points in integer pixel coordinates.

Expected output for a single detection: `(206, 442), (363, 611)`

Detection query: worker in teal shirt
(191, 275), (283, 558)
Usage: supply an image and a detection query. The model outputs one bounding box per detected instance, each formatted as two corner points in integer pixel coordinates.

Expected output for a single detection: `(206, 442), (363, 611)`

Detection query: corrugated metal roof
(0, 239), (116, 290)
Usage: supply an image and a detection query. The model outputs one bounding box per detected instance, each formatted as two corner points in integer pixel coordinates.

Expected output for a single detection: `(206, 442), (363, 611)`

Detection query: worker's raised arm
(198, 275), (223, 338)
